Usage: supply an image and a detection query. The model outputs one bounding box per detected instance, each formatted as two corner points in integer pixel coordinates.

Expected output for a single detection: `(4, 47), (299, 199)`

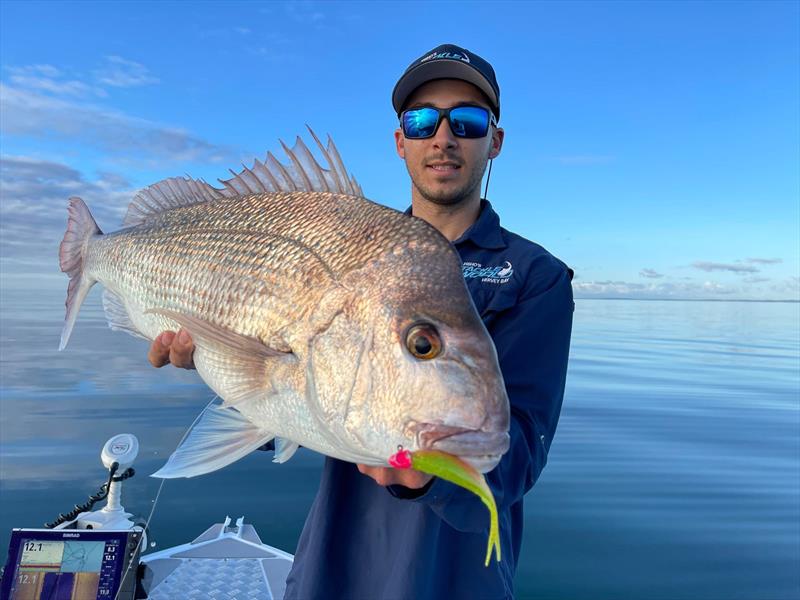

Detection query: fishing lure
(389, 448), (501, 566)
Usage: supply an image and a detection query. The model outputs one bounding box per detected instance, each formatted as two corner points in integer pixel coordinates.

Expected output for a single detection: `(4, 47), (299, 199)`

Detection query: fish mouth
(430, 429), (509, 457)
(411, 423), (510, 473)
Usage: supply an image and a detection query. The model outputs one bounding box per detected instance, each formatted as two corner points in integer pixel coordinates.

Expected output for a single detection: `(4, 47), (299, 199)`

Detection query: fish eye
(405, 323), (442, 360)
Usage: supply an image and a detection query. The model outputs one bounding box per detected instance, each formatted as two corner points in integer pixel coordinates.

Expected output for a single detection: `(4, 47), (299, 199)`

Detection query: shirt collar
(404, 199), (506, 250)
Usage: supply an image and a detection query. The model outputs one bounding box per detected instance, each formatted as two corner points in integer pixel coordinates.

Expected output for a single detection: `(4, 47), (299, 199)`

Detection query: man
(149, 44), (573, 599)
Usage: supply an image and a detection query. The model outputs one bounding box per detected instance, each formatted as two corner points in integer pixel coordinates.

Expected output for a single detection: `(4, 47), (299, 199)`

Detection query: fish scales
(90, 192), (441, 341)
(60, 132), (510, 479)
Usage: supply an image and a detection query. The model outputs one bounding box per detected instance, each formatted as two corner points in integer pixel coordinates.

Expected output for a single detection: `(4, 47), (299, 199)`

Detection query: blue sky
(1, 0), (798, 300)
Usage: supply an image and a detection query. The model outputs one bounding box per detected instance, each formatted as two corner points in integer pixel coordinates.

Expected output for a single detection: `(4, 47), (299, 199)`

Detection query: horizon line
(574, 296), (799, 303)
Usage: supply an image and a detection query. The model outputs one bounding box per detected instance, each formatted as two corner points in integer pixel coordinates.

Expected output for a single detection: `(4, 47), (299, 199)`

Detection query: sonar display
(6, 534), (125, 600)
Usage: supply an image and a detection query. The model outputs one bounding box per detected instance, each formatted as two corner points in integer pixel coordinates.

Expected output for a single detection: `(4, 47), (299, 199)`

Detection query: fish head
(310, 234), (510, 473)
(380, 282), (511, 474)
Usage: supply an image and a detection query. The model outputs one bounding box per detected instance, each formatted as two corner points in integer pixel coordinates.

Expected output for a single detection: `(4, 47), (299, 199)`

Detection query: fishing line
(483, 159), (493, 200)
(114, 394), (221, 600)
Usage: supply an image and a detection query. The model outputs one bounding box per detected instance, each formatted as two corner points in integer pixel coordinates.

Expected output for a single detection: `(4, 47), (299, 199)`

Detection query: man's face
(395, 79), (504, 207)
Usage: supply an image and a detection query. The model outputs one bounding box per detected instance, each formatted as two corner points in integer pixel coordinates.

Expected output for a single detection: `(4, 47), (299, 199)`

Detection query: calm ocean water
(1, 288), (798, 599)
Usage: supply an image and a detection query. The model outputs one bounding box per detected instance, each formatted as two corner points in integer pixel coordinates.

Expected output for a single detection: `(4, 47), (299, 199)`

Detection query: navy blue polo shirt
(285, 200), (574, 600)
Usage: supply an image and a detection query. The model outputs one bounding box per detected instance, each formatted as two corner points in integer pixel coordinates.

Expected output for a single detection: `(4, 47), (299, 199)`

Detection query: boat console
(0, 434), (293, 600)
(1, 528), (142, 599)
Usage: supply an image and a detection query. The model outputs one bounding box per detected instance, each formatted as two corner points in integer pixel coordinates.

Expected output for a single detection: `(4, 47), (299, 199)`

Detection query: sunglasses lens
(449, 106), (490, 138)
(402, 106), (492, 138)
(402, 108), (440, 138)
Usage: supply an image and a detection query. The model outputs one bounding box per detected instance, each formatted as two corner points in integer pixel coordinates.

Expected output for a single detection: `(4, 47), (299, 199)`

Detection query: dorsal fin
(218, 125), (363, 198)
(123, 176), (224, 227)
(122, 126), (363, 227)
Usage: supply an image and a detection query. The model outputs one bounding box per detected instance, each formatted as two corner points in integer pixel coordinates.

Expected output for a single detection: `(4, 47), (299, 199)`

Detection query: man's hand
(148, 329), (196, 369)
(357, 464), (433, 489)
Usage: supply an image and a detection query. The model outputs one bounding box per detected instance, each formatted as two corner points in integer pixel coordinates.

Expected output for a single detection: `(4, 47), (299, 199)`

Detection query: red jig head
(388, 448), (412, 469)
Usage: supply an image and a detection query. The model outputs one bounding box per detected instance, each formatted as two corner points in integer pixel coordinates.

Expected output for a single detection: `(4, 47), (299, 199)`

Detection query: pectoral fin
(146, 308), (289, 360)
(152, 404), (274, 478)
(273, 437), (300, 463)
(103, 289), (146, 340)
(145, 308), (295, 407)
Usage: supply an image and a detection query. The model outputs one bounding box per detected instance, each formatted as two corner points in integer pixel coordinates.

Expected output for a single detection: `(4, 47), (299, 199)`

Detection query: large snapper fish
(59, 129), (510, 480)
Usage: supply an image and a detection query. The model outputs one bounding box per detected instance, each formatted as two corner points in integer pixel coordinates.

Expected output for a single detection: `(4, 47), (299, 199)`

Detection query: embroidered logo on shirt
(462, 261), (513, 284)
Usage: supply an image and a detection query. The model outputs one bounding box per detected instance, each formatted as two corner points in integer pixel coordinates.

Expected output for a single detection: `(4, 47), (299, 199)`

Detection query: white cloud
(0, 84), (232, 163)
(6, 57), (157, 94)
(11, 64), (61, 78)
(770, 277), (800, 299)
(691, 260), (759, 274)
(2, 57), (233, 164)
(94, 55), (159, 88)
(5, 64), (106, 98)
(746, 257), (783, 265)
(8, 75), (104, 98)
(700, 280), (737, 295)
(0, 155), (134, 275)
(639, 268), (664, 279)
(572, 278), (781, 300)
(574, 280), (647, 296)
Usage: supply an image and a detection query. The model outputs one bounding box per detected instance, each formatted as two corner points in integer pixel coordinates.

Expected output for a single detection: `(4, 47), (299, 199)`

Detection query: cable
(44, 462), (135, 529)
(483, 158), (493, 200)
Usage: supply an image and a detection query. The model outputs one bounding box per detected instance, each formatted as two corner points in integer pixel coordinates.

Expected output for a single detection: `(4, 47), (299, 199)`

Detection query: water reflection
(519, 299), (799, 599)
(1, 290), (798, 599)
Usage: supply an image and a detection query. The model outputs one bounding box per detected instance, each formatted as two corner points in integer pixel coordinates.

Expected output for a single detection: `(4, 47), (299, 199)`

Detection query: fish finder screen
(2, 530), (135, 600)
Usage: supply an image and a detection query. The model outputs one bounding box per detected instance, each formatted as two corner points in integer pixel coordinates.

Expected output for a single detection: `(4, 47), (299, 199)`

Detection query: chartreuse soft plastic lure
(389, 448), (500, 566)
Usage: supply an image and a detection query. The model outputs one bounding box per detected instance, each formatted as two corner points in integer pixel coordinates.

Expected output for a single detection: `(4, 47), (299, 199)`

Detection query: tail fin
(59, 197), (102, 350)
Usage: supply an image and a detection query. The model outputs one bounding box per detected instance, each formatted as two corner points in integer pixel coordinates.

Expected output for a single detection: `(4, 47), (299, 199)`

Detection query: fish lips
(414, 424), (510, 473)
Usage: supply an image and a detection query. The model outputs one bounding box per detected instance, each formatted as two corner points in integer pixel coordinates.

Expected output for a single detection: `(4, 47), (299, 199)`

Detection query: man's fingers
(358, 464), (393, 487)
(147, 330), (195, 369)
(169, 329), (196, 369)
(357, 464), (432, 489)
(148, 331), (175, 367)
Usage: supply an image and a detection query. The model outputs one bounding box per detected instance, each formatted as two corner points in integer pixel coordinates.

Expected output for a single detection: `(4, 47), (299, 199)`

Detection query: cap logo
(420, 51), (471, 64)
